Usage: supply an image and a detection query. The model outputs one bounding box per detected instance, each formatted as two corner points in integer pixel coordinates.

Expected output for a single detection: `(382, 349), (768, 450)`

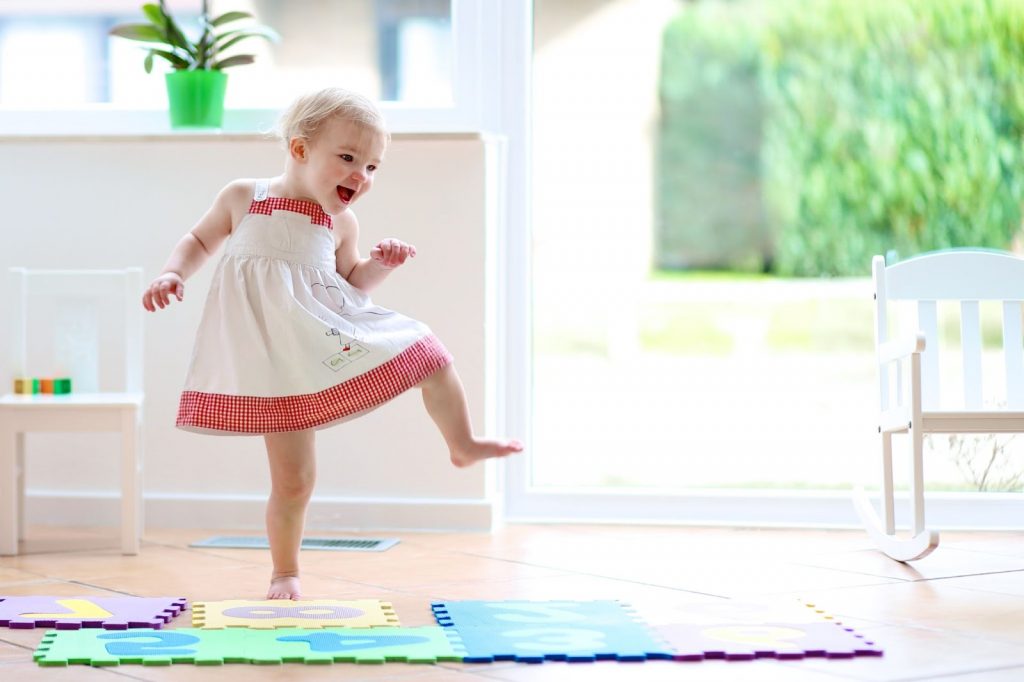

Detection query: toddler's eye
(340, 154), (353, 162)
(367, 165), (377, 172)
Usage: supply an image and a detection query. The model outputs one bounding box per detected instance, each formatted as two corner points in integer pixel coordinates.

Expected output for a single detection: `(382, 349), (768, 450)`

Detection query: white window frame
(0, 0), (491, 136)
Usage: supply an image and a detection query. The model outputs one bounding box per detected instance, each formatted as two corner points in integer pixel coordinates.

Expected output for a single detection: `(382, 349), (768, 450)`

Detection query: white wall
(0, 133), (502, 532)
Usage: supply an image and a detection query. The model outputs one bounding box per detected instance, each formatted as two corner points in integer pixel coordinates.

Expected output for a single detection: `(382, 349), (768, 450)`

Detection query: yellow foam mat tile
(191, 599), (400, 629)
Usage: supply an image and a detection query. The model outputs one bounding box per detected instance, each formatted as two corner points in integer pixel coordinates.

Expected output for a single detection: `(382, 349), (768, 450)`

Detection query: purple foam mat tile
(0, 596), (188, 630)
(655, 620), (884, 661)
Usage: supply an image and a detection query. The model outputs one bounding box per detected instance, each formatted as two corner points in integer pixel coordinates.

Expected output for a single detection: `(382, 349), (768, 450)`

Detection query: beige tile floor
(1, 524), (1023, 681)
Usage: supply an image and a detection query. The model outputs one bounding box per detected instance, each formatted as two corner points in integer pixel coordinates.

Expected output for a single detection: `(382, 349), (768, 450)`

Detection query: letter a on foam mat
(34, 627), (465, 666)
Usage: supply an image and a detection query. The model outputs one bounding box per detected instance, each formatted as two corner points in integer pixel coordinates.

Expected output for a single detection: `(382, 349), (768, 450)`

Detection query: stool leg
(120, 408), (141, 555)
(0, 415), (19, 556)
(16, 432), (25, 541)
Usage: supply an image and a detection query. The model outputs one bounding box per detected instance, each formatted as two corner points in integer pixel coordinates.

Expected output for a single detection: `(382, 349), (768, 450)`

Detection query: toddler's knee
(273, 473), (316, 502)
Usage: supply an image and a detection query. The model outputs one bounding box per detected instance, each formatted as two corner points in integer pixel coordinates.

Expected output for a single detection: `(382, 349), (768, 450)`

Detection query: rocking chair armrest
(878, 332), (926, 365)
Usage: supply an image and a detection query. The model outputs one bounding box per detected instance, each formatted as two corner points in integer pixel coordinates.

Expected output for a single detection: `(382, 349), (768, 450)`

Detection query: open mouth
(337, 186), (355, 204)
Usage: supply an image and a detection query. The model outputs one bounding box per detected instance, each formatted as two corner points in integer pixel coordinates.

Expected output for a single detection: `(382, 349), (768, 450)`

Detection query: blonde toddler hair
(277, 87), (388, 144)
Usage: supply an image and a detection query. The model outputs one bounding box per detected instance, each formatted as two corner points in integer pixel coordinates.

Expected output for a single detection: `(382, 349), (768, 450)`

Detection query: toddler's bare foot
(451, 438), (523, 468)
(267, 574), (301, 600)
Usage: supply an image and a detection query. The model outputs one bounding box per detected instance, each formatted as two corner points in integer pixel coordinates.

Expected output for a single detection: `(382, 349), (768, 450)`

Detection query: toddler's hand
(370, 238), (416, 269)
(142, 272), (184, 312)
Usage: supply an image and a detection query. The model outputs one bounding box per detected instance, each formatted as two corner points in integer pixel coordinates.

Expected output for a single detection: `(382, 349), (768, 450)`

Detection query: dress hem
(175, 334), (452, 435)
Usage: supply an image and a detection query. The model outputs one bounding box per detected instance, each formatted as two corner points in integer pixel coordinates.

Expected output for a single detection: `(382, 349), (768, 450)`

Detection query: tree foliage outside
(658, 0), (1024, 277)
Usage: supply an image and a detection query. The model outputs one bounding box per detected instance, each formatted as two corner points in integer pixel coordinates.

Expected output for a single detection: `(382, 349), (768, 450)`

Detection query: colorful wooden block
(10, 377), (70, 394)
(192, 599), (399, 629)
(33, 626), (465, 666)
(0, 596), (186, 630)
(13, 378), (38, 394)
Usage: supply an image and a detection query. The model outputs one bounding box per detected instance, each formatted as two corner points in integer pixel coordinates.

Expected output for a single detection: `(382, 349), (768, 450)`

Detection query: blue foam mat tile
(430, 600), (645, 629)
(449, 622), (674, 663)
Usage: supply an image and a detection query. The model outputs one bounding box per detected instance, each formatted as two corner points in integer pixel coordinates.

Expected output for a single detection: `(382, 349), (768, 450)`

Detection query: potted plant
(110, 1), (278, 129)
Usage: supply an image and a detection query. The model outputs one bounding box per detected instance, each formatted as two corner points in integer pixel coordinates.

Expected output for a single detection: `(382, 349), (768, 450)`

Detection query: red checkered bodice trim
(248, 197), (333, 229)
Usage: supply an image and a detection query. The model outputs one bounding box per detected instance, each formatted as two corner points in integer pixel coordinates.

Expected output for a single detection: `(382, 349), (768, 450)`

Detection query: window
(0, 0), (475, 133)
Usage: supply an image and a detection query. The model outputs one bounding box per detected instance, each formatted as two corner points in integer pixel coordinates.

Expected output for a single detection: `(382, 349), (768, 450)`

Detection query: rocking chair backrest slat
(873, 256), (891, 410)
(960, 300), (983, 409)
(916, 300), (941, 410)
(1004, 301), (1024, 409)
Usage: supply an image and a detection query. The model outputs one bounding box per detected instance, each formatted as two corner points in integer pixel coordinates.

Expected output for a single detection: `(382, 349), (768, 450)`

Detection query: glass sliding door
(506, 0), (1024, 527)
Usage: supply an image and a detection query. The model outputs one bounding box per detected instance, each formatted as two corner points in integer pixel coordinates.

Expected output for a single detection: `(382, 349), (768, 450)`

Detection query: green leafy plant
(658, 0), (1024, 277)
(109, 0), (279, 73)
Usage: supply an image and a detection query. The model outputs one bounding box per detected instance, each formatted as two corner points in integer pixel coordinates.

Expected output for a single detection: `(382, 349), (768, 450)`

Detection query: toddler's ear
(289, 137), (308, 161)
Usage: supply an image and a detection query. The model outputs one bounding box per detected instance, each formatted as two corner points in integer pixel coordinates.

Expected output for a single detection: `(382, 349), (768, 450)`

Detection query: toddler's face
(302, 118), (387, 215)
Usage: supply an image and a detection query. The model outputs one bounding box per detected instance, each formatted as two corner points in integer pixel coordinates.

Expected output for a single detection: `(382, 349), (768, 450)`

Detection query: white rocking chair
(854, 250), (1024, 561)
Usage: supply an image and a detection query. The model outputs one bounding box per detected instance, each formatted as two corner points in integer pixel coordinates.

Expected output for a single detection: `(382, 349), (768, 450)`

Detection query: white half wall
(0, 132), (503, 531)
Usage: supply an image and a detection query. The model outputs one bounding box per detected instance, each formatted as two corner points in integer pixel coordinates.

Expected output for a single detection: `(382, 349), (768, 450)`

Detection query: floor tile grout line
(909, 568), (1024, 583)
(64, 578), (145, 599)
(0, 635), (37, 651)
(790, 560), (920, 583)
(98, 665), (151, 680)
(941, 546), (1024, 561)
(444, 545), (931, 592)
(137, 539), (275, 569)
(777, 659), (868, 682)
(443, 549), (732, 599)
(798, 618), (1024, 656)
(893, 661), (1024, 682)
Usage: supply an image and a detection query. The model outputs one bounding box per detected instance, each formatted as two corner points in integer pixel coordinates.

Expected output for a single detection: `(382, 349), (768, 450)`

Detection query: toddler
(142, 87), (522, 599)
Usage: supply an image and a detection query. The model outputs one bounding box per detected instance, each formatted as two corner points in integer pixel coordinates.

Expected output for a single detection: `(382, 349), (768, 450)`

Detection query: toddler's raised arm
(142, 180), (245, 312)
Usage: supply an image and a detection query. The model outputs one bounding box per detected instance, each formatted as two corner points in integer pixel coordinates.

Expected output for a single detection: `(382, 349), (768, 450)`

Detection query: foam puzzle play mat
(0, 595), (883, 667)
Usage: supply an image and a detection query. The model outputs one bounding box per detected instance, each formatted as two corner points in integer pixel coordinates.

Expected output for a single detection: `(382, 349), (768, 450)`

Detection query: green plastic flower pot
(165, 70), (228, 129)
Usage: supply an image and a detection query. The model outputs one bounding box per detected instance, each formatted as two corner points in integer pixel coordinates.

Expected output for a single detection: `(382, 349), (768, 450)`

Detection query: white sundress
(176, 181), (452, 434)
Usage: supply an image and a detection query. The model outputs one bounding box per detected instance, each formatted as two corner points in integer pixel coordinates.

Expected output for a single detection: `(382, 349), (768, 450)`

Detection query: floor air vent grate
(190, 536), (399, 552)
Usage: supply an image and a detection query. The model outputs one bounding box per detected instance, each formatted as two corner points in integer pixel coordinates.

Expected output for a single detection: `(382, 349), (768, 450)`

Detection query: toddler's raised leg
(264, 429), (316, 599)
(419, 363), (523, 467)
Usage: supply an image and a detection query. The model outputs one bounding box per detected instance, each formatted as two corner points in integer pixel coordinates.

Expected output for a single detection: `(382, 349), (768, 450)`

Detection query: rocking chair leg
(853, 428), (939, 562)
(909, 424), (927, 536)
(881, 431), (895, 535)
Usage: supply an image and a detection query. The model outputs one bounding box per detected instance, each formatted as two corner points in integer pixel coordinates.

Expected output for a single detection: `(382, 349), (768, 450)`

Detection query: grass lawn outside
(531, 273), (1024, 494)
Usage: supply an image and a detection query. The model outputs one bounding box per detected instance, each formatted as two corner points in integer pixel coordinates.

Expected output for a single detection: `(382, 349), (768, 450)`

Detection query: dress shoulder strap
(253, 179), (270, 202)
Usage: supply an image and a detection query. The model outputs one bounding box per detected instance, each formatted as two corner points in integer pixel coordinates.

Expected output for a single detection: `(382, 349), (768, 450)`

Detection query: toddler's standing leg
(264, 429), (316, 599)
(419, 363), (523, 467)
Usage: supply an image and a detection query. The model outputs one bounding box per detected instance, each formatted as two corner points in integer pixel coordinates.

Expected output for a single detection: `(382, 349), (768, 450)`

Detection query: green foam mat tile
(33, 626), (463, 666)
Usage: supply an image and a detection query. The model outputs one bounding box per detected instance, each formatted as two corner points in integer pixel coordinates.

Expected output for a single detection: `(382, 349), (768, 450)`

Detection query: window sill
(0, 130), (488, 143)
(0, 106), (488, 139)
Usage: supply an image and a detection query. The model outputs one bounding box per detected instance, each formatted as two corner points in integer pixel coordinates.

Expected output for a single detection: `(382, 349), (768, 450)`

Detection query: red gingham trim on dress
(248, 197), (333, 229)
(176, 335), (452, 434)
